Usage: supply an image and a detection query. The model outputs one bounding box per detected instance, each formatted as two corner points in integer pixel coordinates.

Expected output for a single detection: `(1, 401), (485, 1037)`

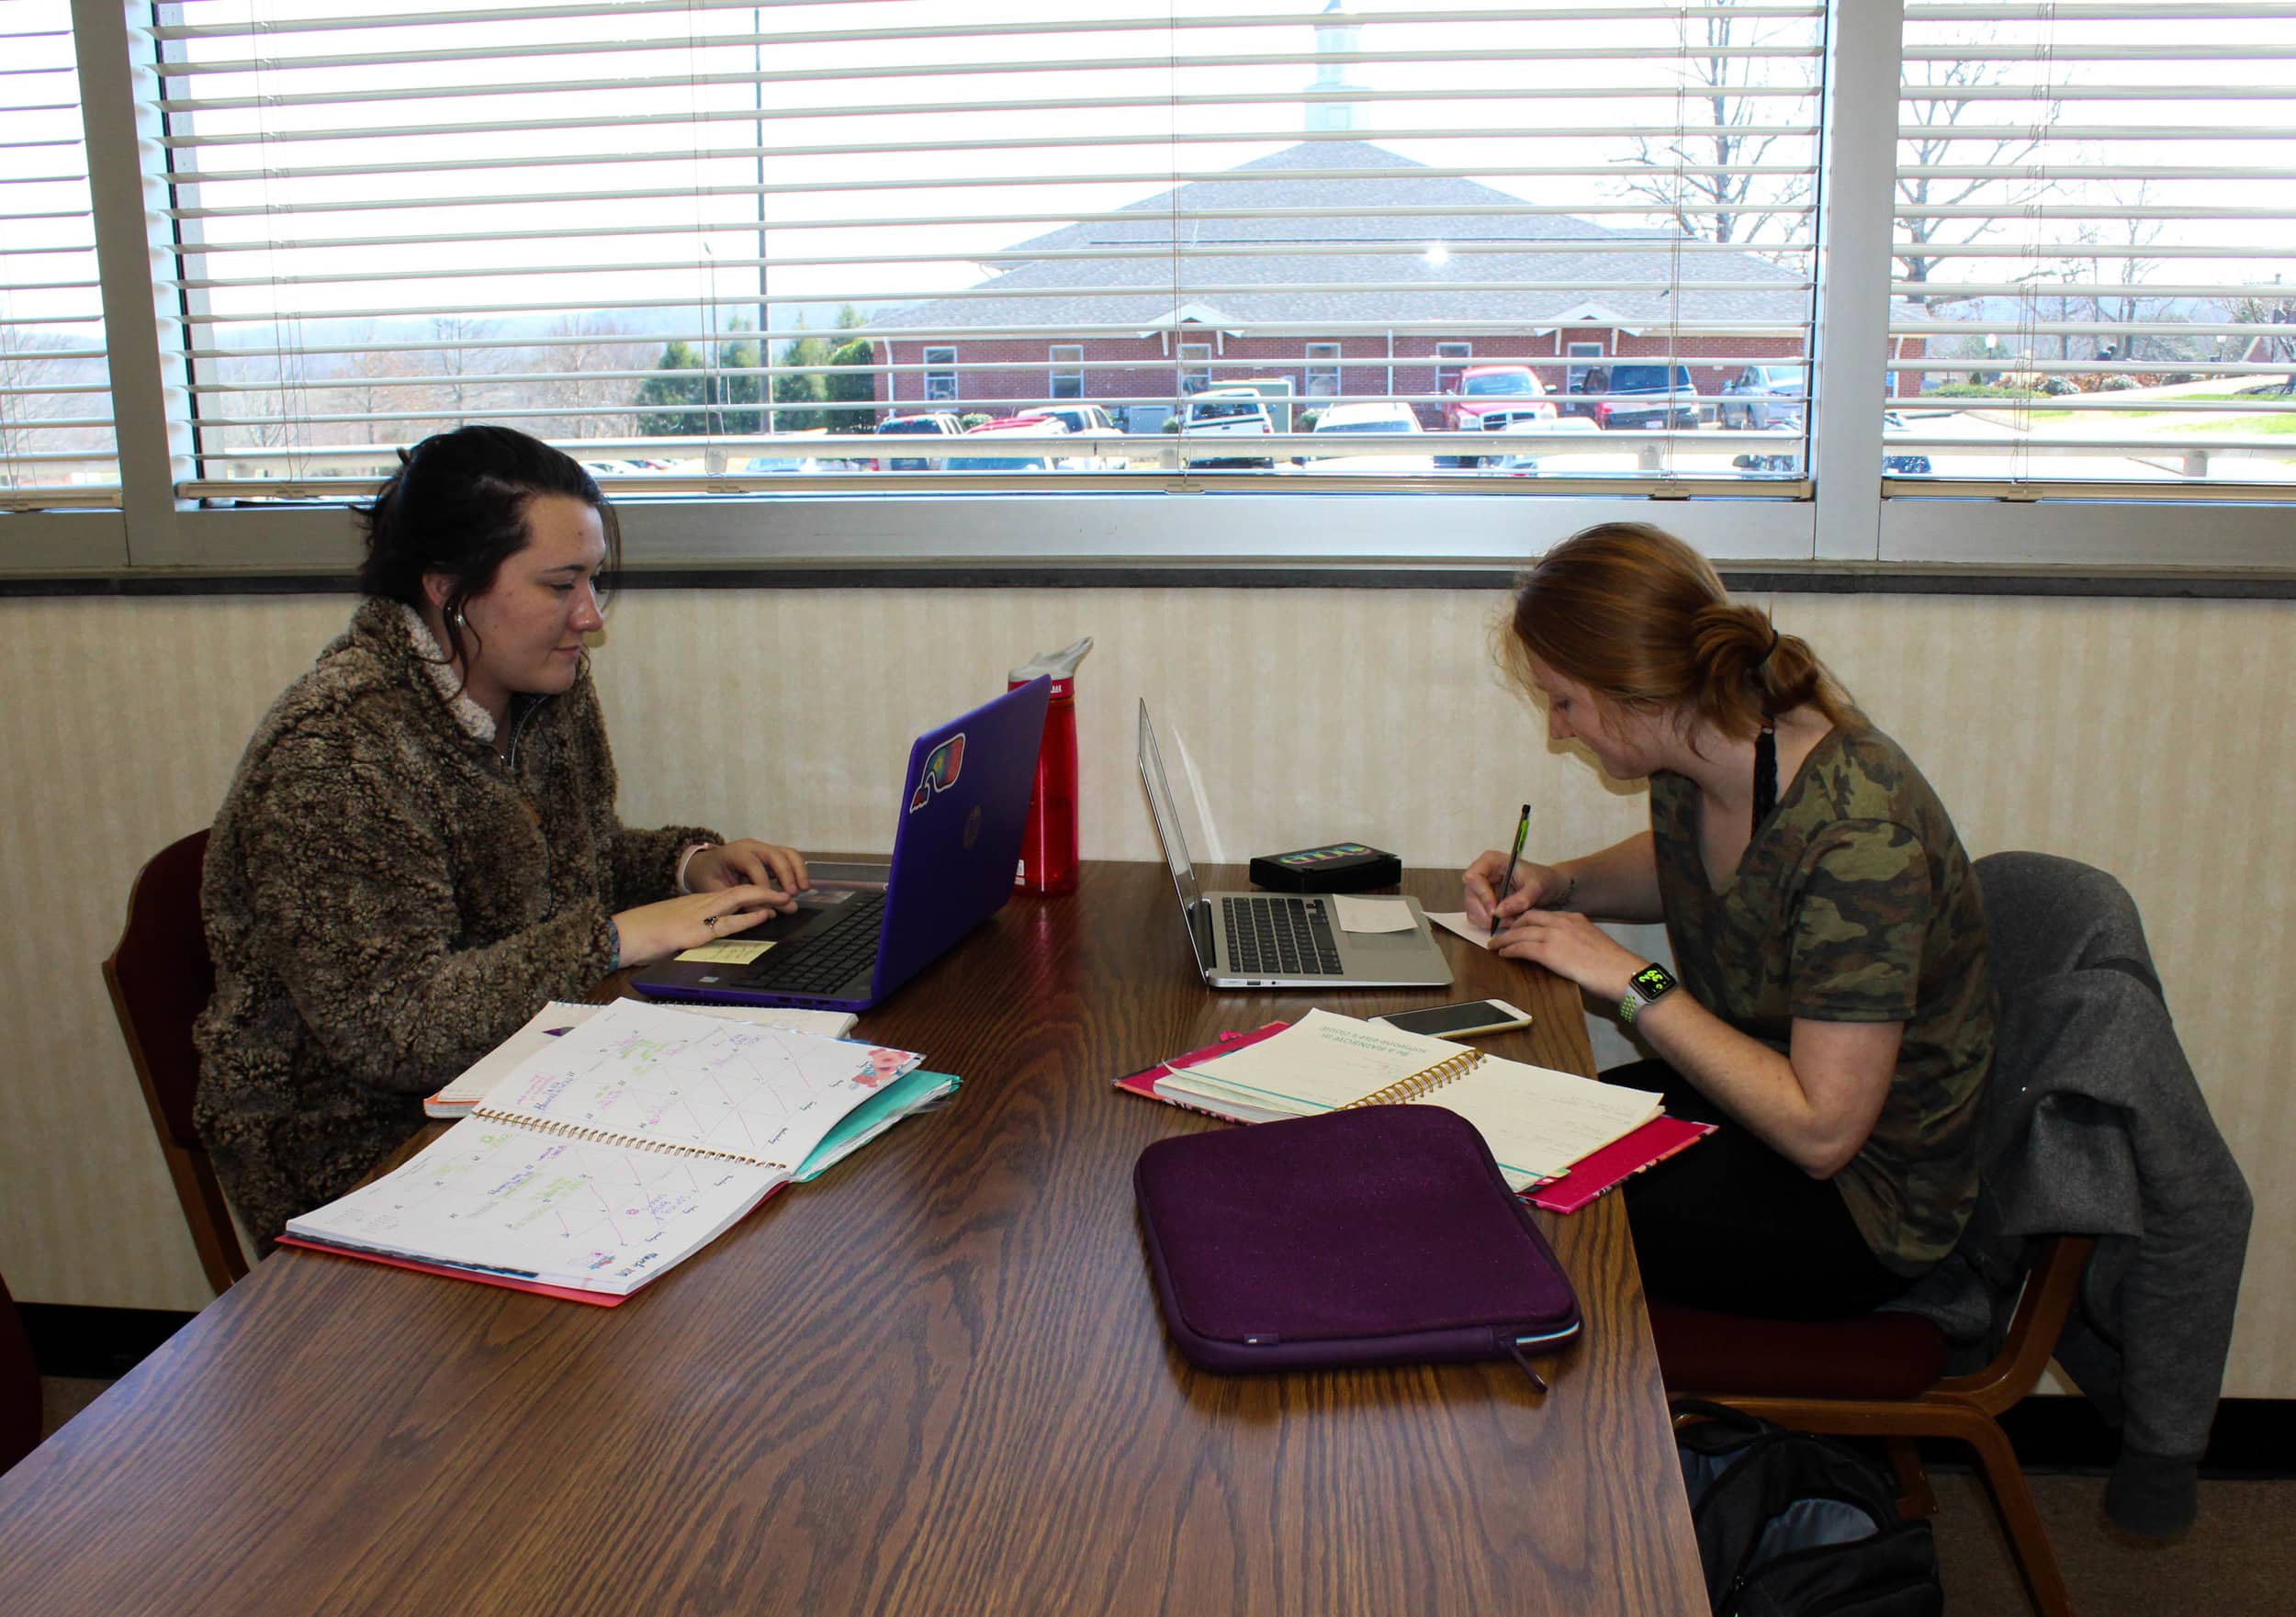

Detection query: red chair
(102, 829), (247, 1294)
(1649, 849), (2154, 1617)
(1654, 1234), (2091, 1617)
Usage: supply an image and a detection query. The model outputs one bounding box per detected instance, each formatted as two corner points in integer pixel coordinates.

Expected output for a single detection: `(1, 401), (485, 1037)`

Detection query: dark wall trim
(8, 563), (2296, 601)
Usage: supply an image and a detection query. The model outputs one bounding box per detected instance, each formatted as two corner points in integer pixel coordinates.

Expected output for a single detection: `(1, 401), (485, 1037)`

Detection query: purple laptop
(633, 677), (1051, 1012)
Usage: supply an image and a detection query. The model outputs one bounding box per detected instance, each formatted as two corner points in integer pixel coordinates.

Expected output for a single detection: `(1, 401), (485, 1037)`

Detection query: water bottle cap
(1009, 635), (1094, 682)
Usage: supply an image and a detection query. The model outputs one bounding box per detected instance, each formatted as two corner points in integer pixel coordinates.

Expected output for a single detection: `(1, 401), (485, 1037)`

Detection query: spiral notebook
(1149, 1009), (1662, 1192)
(283, 1000), (947, 1299)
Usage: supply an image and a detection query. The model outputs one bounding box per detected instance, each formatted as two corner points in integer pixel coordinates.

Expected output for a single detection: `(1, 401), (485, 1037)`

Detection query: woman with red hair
(1464, 523), (1994, 1319)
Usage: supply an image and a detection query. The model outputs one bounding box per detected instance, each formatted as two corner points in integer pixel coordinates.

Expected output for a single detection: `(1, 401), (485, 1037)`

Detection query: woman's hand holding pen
(1462, 851), (1572, 929)
(613, 886), (788, 969)
(1484, 906), (1642, 1002)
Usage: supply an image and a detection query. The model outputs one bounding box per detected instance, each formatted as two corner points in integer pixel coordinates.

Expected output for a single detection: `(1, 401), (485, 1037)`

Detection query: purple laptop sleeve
(1133, 1105), (1581, 1374)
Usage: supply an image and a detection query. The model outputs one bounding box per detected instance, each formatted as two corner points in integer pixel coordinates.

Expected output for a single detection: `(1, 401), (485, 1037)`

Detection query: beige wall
(3, 586), (2286, 1397)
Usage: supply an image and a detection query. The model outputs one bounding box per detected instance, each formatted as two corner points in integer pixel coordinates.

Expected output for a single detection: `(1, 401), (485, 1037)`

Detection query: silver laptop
(1137, 700), (1455, 991)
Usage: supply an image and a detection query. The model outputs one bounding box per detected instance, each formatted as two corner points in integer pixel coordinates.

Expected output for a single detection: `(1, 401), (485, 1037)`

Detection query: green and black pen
(1492, 803), (1532, 913)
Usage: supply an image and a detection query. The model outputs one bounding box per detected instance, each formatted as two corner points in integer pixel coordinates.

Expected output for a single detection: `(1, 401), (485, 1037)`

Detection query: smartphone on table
(1370, 999), (1534, 1040)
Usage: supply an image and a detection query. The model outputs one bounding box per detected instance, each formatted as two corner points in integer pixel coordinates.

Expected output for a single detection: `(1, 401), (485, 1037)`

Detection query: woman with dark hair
(197, 425), (805, 1252)
(1462, 522), (1993, 1319)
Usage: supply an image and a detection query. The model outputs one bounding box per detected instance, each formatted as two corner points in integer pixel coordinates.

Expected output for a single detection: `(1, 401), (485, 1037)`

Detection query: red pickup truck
(1442, 365), (1558, 466)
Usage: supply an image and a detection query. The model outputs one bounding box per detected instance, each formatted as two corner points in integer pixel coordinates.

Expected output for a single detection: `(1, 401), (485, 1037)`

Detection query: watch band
(1618, 961), (1680, 1025)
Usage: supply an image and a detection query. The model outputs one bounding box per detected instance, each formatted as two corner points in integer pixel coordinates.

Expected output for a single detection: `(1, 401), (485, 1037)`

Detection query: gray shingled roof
(871, 140), (1814, 332)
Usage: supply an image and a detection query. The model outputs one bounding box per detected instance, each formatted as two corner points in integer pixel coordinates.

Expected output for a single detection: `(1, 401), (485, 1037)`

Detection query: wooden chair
(1653, 1234), (2092, 1617)
(1, 1267), (39, 1474)
(1648, 848), (2155, 1617)
(102, 829), (247, 1294)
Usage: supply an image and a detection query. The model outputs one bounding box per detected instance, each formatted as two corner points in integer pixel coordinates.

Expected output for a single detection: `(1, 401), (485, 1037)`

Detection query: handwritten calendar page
(474, 1000), (923, 1170)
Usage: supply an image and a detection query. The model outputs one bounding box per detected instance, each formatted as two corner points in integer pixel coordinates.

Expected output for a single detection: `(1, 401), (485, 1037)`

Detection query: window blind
(1889, 1), (2296, 495)
(153, 0), (1824, 495)
(1, 0), (118, 510)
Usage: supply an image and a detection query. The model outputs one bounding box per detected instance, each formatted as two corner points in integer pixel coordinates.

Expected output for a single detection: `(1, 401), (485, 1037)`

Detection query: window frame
(1048, 345), (1085, 402)
(1304, 342), (1342, 400)
(1434, 342), (1472, 396)
(1177, 342), (1214, 397)
(9, 0), (2292, 583)
(922, 347), (959, 408)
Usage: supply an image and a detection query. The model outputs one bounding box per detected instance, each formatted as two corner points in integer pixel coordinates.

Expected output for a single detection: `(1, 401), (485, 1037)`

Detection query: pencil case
(1133, 1105), (1581, 1374)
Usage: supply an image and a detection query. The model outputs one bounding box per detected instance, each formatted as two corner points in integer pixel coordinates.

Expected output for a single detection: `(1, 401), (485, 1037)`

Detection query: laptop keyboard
(1221, 894), (1345, 976)
(729, 892), (888, 995)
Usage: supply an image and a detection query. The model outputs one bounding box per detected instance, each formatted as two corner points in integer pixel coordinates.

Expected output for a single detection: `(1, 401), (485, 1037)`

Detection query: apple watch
(1618, 961), (1680, 1025)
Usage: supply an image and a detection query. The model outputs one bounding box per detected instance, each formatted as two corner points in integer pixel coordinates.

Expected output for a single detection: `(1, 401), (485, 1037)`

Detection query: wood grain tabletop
(0, 861), (1703, 1616)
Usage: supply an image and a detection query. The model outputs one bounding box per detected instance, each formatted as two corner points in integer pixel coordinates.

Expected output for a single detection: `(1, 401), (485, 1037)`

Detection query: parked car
(874, 410), (963, 471)
(1882, 410), (1932, 476)
(1195, 376), (1298, 432)
(1441, 365), (1558, 466)
(739, 455), (822, 475)
(1305, 399), (1433, 472)
(1180, 388), (1277, 468)
(945, 415), (1072, 472)
(1013, 404), (1121, 469)
(1574, 363), (1704, 431)
(1718, 365), (1807, 430)
(1733, 414), (1932, 477)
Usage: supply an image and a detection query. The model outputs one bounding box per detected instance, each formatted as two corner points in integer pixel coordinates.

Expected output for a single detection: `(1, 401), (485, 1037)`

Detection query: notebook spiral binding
(472, 1107), (789, 1170)
(1341, 1048), (1486, 1108)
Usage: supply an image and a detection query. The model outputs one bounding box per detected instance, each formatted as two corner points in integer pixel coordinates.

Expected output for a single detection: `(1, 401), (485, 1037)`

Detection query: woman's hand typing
(684, 838), (808, 901)
(613, 886), (789, 969)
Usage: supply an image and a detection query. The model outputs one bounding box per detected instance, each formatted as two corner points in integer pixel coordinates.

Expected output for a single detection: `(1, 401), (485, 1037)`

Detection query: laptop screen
(1136, 701), (1217, 971)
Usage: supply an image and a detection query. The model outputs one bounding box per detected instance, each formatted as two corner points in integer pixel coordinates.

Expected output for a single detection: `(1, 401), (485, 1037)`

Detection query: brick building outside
(866, 139), (1926, 431)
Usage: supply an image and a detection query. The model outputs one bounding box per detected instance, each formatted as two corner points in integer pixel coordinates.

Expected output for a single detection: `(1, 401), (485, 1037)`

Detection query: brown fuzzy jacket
(195, 598), (718, 1253)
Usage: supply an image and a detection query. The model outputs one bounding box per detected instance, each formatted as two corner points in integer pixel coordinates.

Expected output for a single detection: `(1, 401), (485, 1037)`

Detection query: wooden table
(0, 862), (1704, 1615)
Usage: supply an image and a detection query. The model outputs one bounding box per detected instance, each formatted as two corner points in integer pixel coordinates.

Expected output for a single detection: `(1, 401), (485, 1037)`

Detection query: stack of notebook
(284, 999), (957, 1302)
(1116, 1008), (1711, 1213)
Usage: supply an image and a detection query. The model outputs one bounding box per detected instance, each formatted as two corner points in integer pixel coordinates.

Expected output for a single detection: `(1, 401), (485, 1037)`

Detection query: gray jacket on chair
(1904, 852), (2250, 1535)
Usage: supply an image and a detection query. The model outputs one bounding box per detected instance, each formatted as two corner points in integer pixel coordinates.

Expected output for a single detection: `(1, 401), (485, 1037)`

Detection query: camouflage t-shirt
(1649, 725), (1993, 1275)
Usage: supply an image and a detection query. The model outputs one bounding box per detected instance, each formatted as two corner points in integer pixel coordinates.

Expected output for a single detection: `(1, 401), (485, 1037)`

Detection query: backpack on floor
(1673, 1398), (1944, 1617)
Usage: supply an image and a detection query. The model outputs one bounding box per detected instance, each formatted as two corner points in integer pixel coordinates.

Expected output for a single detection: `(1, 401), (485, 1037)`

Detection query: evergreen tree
(634, 329), (764, 435)
(773, 333), (833, 431)
(823, 335), (878, 432)
(635, 339), (705, 436)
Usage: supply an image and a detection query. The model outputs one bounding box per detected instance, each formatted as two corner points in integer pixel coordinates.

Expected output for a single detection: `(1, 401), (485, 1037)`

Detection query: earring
(453, 608), (467, 628)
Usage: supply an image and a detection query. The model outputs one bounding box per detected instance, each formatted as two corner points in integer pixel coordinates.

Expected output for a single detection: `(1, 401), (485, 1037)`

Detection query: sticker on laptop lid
(908, 732), (967, 812)
(674, 939), (775, 965)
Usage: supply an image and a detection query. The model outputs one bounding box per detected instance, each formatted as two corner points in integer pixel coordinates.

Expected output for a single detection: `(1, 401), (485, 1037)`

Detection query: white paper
(474, 1000), (918, 1169)
(1424, 910), (1495, 949)
(286, 1123), (782, 1294)
(425, 1001), (859, 1115)
(1155, 1008), (1661, 1191)
(1334, 894), (1417, 933)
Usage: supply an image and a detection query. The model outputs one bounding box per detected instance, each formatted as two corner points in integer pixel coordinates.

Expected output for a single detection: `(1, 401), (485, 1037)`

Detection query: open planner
(1141, 1008), (1666, 1192)
(283, 999), (956, 1302)
(422, 1000), (859, 1117)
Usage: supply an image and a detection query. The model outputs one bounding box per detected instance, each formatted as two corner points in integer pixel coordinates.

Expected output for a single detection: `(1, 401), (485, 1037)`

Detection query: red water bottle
(1009, 637), (1092, 893)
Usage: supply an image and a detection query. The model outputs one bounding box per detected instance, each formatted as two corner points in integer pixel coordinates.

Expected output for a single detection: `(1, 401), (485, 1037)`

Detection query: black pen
(1492, 803), (1532, 914)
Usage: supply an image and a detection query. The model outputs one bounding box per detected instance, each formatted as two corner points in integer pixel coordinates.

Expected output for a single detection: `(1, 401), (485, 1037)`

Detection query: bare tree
(1896, 53), (2058, 309)
(2060, 184), (2169, 366)
(1614, 0), (1816, 253)
(428, 315), (502, 425)
(0, 320), (107, 477)
(327, 321), (428, 445)
(2229, 286), (2296, 393)
(531, 314), (649, 440)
